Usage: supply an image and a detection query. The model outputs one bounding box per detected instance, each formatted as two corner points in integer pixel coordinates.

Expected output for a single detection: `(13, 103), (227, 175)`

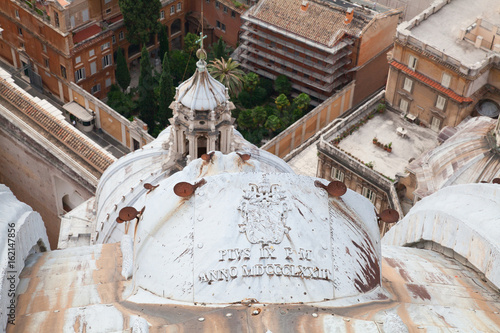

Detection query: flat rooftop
(402, 0), (500, 67)
(334, 110), (438, 179)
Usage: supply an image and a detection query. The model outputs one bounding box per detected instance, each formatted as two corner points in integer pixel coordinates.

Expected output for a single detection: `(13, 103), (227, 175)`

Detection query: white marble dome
(130, 152), (381, 304)
(176, 59), (228, 111)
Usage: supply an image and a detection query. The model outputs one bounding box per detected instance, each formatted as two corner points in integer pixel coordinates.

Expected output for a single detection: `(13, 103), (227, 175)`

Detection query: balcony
(239, 53), (348, 99)
(240, 30), (352, 75)
(241, 22), (353, 63)
(239, 43), (350, 85)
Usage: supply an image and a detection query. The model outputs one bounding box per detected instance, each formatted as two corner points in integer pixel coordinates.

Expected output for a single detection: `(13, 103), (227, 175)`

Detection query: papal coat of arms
(237, 176), (291, 244)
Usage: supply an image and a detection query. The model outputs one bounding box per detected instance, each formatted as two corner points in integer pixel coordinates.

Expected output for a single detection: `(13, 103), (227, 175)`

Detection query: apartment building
(385, 0), (500, 132)
(233, 0), (401, 105)
(0, 0), (186, 100)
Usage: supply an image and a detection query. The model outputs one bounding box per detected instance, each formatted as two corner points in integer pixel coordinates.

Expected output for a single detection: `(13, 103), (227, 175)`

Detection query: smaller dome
(177, 59), (227, 111)
(475, 99), (500, 118)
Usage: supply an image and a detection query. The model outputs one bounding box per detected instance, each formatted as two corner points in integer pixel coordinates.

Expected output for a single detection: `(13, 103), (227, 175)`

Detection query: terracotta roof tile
(248, 0), (366, 47)
(73, 24), (102, 44)
(0, 80), (114, 173)
(390, 60), (473, 103)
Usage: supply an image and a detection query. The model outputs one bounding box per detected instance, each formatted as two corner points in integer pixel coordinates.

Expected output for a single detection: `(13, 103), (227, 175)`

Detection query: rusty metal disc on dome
(326, 181), (347, 197)
(144, 183), (156, 190)
(492, 178), (500, 184)
(201, 152), (215, 161)
(119, 206), (139, 221)
(116, 217), (124, 224)
(174, 182), (194, 197)
(237, 152), (251, 161)
(378, 209), (399, 224)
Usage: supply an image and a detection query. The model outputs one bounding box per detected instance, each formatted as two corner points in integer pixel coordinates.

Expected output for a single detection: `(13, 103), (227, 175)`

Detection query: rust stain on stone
(352, 241), (380, 293)
(406, 284), (431, 301)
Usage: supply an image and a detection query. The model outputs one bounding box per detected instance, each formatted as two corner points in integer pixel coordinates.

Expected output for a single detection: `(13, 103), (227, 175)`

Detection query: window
(431, 117), (441, 132)
(70, 16), (75, 28)
(60, 65), (67, 79)
(19, 42), (24, 50)
(269, 41), (276, 48)
(105, 8), (112, 14)
(215, 1), (220, 8)
(44, 58), (49, 68)
(54, 12), (59, 28)
(82, 8), (89, 22)
(18, 28), (23, 36)
(216, 20), (221, 29)
(75, 68), (86, 82)
(399, 98), (408, 113)
(101, 42), (110, 51)
(441, 73), (451, 88)
(304, 74), (309, 79)
(112, 35), (116, 44)
(89, 49), (95, 57)
(436, 95), (446, 110)
(330, 167), (344, 182)
(15, 9), (19, 19)
(102, 54), (112, 68)
(221, 23), (226, 32)
(231, 10), (236, 18)
(90, 61), (97, 75)
(42, 44), (47, 53)
(408, 54), (417, 71)
(362, 187), (376, 203)
(206, 0), (210, 3)
(170, 5), (175, 14)
(403, 77), (413, 92)
(91, 84), (101, 94)
(177, 3), (181, 11)
(0, 26), (3, 38)
(223, 5), (228, 13)
(105, 78), (111, 87)
(75, 56), (81, 63)
(119, 31), (124, 40)
(160, 10), (165, 19)
(104, 0), (111, 3)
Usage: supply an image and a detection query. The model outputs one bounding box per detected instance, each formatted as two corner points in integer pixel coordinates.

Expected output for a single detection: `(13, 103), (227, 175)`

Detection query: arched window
(171, 19), (181, 35)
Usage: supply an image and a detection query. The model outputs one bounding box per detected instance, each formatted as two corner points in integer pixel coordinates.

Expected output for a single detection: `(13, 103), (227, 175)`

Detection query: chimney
(300, 0), (309, 12)
(344, 8), (354, 25)
(475, 35), (483, 49)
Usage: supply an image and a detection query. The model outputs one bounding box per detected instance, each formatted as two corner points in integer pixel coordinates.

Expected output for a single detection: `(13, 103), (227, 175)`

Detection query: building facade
(385, 0), (500, 132)
(233, 0), (401, 105)
(0, 0), (187, 101)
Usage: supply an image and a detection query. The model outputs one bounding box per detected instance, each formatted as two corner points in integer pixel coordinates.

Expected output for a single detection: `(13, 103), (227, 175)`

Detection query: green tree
(275, 94), (290, 112)
(170, 49), (197, 85)
(238, 90), (253, 108)
(291, 93), (310, 121)
(137, 46), (158, 133)
(184, 32), (200, 54)
(274, 75), (291, 95)
(258, 78), (274, 98)
(115, 47), (131, 91)
(252, 87), (267, 106)
(208, 57), (244, 97)
(243, 72), (260, 92)
(119, 0), (161, 45)
(158, 25), (170, 63)
(157, 53), (174, 129)
(237, 108), (254, 130)
(251, 106), (267, 126)
(265, 115), (282, 133)
(209, 37), (230, 60)
(107, 84), (136, 118)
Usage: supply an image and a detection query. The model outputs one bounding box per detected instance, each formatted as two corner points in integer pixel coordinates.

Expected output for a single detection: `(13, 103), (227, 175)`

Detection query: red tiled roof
(107, 14), (123, 24)
(73, 24), (102, 44)
(390, 60), (473, 103)
(0, 80), (114, 173)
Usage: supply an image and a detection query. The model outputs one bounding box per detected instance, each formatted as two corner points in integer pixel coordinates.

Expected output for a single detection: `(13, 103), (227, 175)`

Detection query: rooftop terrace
(323, 96), (438, 180)
(397, 0), (500, 69)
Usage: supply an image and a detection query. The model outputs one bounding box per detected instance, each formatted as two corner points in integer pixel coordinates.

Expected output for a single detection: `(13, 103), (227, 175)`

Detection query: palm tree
(208, 58), (244, 97)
